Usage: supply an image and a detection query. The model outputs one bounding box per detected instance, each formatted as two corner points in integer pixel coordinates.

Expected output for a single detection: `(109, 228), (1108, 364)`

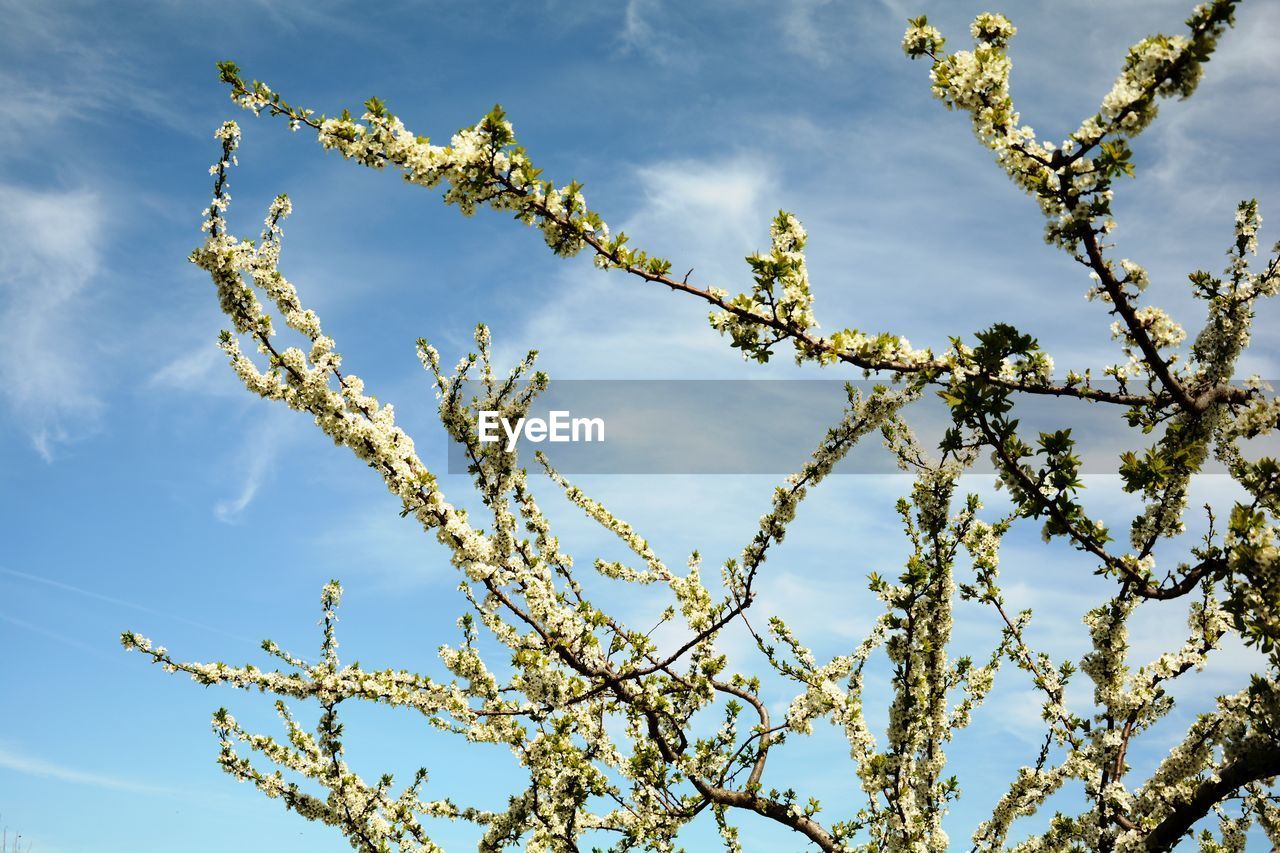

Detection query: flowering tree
(123, 1), (1280, 850)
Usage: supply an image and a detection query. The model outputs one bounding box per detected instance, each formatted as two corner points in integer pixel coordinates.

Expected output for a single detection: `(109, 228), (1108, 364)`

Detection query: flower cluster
(910, 2), (1238, 260)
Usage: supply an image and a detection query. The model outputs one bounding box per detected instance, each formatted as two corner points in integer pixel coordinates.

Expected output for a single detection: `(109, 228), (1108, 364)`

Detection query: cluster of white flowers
(970, 13), (1016, 47)
(908, 2), (1237, 264)
(1099, 34), (1194, 136)
(972, 763), (1074, 851)
(901, 17), (945, 58)
(709, 211), (818, 363)
(1106, 303), (1187, 383)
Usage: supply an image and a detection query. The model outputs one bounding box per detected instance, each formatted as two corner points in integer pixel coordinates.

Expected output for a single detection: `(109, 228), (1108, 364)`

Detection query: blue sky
(2, 0), (1279, 850)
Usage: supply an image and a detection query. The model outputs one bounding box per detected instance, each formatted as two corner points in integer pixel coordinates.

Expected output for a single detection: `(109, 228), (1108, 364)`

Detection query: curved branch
(1143, 740), (1280, 851)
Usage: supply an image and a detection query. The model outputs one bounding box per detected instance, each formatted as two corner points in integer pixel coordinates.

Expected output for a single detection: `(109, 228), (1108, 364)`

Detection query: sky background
(2, 0), (1280, 850)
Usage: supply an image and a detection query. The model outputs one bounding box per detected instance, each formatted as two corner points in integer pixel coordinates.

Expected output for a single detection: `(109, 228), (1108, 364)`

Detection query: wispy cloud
(1140, 2), (1280, 205)
(501, 155), (781, 379)
(618, 0), (695, 68)
(215, 462), (265, 522)
(0, 611), (112, 660)
(307, 505), (455, 591)
(0, 566), (250, 643)
(620, 0), (660, 57)
(0, 185), (105, 460)
(780, 0), (838, 65)
(0, 744), (170, 795)
(149, 342), (233, 395)
(630, 156), (778, 253)
(0, 2), (203, 146)
(215, 414), (293, 523)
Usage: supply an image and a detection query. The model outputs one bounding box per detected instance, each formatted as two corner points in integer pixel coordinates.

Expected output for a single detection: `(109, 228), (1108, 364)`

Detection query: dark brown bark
(1143, 741), (1280, 852)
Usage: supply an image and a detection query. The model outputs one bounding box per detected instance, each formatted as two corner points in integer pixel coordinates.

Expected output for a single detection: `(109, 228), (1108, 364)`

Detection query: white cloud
(307, 504), (456, 591)
(0, 743), (169, 795)
(0, 185), (105, 460)
(149, 342), (233, 395)
(215, 469), (264, 523)
(618, 0), (695, 68)
(214, 412), (294, 523)
(621, 0), (656, 48)
(874, 0), (908, 18)
(780, 0), (838, 65)
(631, 157), (776, 252)
(0, 566), (251, 643)
(0, 611), (112, 660)
(1139, 4), (1280, 214)
(0, 3), (201, 146)
(499, 155), (781, 379)
(1211, 2), (1280, 78)
(0, 72), (78, 149)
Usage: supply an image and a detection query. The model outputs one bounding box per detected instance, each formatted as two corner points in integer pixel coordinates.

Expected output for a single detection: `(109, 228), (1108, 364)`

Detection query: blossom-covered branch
(124, 2), (1280, 850)
(210, 63), (1173, 411)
